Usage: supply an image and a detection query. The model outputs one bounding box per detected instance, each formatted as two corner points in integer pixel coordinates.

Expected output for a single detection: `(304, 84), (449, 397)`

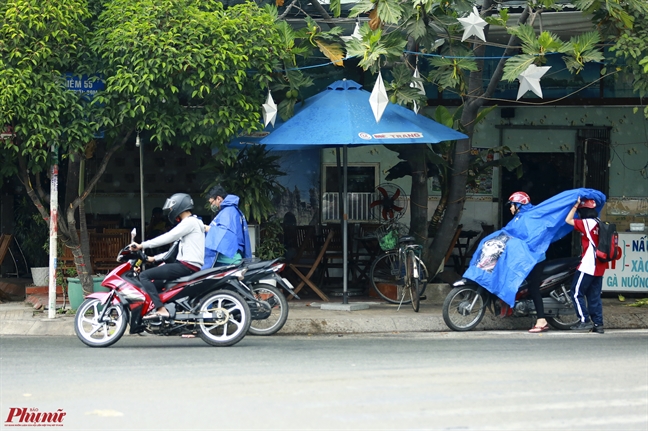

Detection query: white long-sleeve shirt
(140, 215), (205, 269)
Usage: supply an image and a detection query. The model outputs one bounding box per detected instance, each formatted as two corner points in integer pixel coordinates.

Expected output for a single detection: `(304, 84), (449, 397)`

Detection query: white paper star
(342, 21), (361, 42)
(516, 64), (551, 100)
(410, 67), (425, 114)
(262, 90), (277, 127)
(457, 7), (487, 42)
(369, 71), (388, 123)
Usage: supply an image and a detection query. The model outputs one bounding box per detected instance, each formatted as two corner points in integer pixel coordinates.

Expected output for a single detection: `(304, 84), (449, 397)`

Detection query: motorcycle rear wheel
(545, 286), (580, 330)
(546, 314), (580, 330)
(249, 283), (289, 336)
(74, 298), (128, 348)
(197, 290), (251, 347)
(442, 286), (487, 331)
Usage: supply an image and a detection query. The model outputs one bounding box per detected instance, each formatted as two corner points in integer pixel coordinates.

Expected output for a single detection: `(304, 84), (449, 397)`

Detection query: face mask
(210, 203), (220, 213)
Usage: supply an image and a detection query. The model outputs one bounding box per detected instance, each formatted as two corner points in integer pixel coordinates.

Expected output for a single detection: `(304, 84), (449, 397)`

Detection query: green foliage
(345, 24), (407, 73)
(0, 0), (95, 176)
(13, 195), (49, 267)
(384, 63), (427, 108)
(89, 0), (283, 149)
(202, 145), (286, 224)
(563, 31), (604, 73)
(255, 218), (286, 260)
(606, 4), (648, 111)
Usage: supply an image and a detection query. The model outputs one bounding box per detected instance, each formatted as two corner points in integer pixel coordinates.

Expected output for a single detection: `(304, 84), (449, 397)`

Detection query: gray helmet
(163, 193), (194, 223)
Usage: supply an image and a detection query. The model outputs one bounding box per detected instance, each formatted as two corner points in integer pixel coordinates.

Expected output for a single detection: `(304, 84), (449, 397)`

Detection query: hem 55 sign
(65, 73), (104, 139)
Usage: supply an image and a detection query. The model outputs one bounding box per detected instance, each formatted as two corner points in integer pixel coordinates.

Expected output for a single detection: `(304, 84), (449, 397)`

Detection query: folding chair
(287, 230), (334, 302)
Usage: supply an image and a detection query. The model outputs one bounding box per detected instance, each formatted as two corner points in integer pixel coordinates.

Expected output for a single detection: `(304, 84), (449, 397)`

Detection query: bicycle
(369, 234), (428, 312)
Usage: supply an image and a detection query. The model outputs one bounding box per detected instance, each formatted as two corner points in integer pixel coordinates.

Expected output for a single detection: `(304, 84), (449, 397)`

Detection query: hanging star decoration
(457, 7), (487, 42)
(410, 66), (426, 115)
(516, 64), (551, 100)
(262, 90), (277, 127)
(341, 20), (361, 42)
(369, 71), (389, 123)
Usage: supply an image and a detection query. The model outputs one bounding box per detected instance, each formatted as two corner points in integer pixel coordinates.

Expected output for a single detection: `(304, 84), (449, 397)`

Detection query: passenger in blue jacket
(202, 185), (252, 269)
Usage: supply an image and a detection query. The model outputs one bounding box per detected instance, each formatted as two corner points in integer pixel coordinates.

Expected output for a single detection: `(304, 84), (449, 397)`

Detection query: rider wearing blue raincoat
(463, 188), (606, 307)
(202, 186), (252, 270)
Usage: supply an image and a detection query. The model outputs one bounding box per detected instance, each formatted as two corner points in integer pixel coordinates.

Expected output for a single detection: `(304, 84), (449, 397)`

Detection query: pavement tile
(0, 294), (646, 337)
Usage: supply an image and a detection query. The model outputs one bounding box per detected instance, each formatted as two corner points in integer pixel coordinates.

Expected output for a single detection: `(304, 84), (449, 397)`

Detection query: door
(501, 152), (575, 259)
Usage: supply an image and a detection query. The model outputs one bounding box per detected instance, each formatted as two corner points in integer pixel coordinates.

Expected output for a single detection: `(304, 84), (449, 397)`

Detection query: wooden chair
(289, 225), (317, 263)
(90, 233), (129, 273)
(287, 230), (334, 302)
(0, 234), (12, 267)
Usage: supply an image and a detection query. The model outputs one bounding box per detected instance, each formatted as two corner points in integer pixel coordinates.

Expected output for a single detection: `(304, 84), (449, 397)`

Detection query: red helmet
(578, 199), (596, 209)
(507, 191), (531, 206)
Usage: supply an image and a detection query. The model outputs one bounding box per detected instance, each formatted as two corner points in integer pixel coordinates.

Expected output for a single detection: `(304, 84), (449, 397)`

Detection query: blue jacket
(202, 195), (252, 270)
(463, 188), (606, 306)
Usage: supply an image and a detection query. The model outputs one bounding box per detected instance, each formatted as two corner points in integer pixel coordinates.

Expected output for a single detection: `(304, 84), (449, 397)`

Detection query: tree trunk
(19, 131), (133, 296)
(423, 2), (531, 281)
(407, 144), (428, 244)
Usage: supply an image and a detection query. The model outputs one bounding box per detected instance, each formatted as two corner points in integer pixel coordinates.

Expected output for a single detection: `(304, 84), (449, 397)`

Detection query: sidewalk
(1, 283), (647, 336)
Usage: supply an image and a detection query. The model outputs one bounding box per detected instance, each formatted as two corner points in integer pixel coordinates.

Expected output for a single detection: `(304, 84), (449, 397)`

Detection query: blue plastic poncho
(203, 195), (252, 270)
(462, 188), (606, 306)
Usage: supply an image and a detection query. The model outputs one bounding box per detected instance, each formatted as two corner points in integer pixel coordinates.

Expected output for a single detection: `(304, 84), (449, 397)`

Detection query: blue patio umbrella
(259, 79), (468, 304)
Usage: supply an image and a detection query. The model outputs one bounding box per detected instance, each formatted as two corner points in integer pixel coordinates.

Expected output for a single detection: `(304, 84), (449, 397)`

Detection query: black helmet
(163, 193), (194, 223)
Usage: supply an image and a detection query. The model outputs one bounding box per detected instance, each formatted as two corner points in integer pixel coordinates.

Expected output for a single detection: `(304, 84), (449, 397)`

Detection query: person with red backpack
(565, 198), (606, 334)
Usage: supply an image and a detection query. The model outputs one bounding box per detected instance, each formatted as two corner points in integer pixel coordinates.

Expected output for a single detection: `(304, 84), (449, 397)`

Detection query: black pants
(528, 284), (545, 319)
(139, 262), (193, 309)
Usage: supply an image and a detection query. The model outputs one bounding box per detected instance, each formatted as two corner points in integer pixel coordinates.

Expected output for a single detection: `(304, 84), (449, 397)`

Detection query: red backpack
(591, 219), (621, 263)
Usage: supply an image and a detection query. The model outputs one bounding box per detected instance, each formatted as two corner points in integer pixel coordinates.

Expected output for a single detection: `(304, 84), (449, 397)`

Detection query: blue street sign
(65, 74), (104, 98)
(65, 74), (105, 138)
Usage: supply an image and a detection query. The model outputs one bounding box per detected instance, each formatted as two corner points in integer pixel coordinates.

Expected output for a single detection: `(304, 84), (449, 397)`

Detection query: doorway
(501, 152), (575, 259)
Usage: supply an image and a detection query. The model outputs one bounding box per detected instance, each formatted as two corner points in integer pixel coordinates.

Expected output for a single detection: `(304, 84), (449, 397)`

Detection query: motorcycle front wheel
(249, 283), (289, 336)
(442, 286), (487, 331)
(74, 298), (128, 348)
(197, 290), (251, 347)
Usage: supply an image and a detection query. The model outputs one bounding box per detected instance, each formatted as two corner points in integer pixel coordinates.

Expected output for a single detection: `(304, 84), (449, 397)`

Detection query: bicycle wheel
(414, 255), (429, 298)
(369, 251), (408, 304)
(407, 250), (420, 312)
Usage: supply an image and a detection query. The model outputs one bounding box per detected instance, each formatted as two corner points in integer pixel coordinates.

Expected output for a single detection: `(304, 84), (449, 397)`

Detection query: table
(352, 235), (383, 286)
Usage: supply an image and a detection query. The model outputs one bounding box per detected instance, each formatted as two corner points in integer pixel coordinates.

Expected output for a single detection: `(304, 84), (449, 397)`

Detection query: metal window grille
(322, 192), (378, 222)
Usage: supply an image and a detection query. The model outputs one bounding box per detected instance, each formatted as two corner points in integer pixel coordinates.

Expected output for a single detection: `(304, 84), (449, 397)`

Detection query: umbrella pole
(342, 145), (348, 304)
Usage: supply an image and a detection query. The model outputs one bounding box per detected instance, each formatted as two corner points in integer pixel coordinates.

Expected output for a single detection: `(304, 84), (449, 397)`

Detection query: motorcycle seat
(245, 258), (281, 271)
(163, 265), (238, 288)
(518, 256), (580, 292)
(399, 236), (416, 244)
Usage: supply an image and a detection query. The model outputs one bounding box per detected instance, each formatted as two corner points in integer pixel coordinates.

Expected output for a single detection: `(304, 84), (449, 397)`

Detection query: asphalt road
(1, 331), (647, 431)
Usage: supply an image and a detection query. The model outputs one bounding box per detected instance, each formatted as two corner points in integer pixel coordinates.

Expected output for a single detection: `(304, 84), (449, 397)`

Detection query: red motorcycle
(74, 246), (253, 347)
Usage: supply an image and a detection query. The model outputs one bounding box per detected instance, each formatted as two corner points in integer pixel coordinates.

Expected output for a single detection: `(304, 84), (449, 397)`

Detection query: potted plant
(201, 145), (286, 226)
(14, 196), (50, 285)
(255, 218), (287, 260)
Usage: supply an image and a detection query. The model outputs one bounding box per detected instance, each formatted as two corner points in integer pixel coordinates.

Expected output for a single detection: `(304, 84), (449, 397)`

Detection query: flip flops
(528, 324), (549, 333)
